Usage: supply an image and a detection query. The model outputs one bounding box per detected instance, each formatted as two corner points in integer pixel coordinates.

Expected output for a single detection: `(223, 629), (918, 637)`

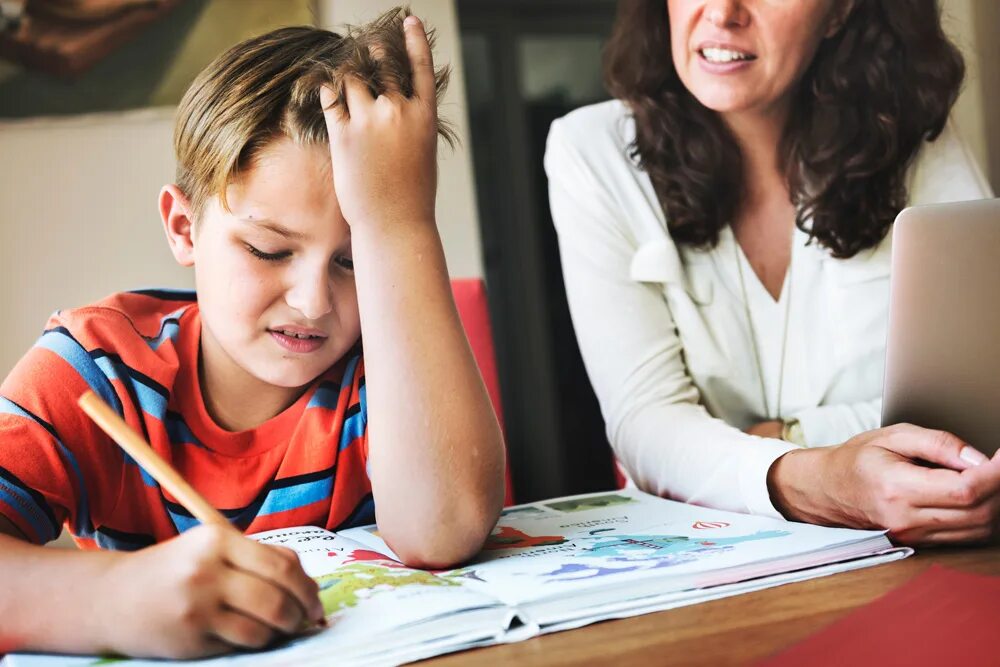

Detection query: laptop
(882, 197), (1000, 456)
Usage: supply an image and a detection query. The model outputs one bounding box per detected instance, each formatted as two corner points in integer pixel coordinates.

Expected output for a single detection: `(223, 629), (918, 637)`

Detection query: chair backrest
(450, 279), (515, 505)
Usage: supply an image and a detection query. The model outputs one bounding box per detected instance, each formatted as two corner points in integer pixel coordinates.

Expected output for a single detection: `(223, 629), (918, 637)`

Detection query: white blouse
(545, 100), (992, 518)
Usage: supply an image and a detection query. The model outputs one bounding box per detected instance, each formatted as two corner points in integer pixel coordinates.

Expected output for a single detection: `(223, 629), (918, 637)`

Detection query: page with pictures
(341, 489), (906, 628)
(4, 527), (511, 667)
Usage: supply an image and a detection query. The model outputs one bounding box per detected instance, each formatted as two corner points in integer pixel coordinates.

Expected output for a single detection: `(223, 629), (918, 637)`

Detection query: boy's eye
(335, 256), (354, 271)
(246, 244), (291, 262)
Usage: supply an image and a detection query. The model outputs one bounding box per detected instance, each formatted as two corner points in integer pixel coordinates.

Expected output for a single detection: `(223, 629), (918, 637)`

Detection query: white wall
(0, 109), (191, 377)
(970, 0), (1000, 190)
(317, 0), (483, 279)
(942, 0), (999, 191)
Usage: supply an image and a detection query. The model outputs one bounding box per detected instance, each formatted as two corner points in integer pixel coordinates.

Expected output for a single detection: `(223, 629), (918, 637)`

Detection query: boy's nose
(286, 274), (334, 321)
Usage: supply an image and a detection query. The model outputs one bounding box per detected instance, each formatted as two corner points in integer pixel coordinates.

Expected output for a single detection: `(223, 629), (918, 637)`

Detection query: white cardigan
(545, 100), (992, 518)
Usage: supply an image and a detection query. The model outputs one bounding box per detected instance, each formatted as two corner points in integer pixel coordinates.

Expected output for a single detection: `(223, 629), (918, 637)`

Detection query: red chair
(451, 279), (516, 506)
(613, 461), (628, 489)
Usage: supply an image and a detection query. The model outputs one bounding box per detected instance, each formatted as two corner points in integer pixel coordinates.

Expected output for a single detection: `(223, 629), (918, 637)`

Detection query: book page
(249, 527), (504, 643)
(343, 489), (890, 608)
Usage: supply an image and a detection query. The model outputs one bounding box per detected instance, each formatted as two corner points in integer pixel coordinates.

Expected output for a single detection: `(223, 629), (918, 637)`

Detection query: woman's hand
(320, 15), (438, 232)
(767, 423), (1000, 545)
(98, 524), (324, 659)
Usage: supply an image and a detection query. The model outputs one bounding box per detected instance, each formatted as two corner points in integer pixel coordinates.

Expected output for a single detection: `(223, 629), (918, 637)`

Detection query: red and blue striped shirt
(0, 289), (372, 549)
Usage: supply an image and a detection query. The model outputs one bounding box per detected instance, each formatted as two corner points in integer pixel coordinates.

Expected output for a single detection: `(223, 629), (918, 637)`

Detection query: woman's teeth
(701, 47), (753, 63)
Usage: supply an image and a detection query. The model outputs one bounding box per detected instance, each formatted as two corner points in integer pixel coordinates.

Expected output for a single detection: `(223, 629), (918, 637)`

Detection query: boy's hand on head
(97, 523), (324, 659)
(321, 15), (439, 231)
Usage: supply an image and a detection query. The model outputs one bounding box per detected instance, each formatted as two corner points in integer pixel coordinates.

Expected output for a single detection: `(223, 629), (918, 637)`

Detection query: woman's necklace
(733, 231), (793, 420)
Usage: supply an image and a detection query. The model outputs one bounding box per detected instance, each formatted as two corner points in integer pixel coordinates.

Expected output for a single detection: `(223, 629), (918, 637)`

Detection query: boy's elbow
(393, 541), (476, 571)
(393, 543), (480, 571)
(384, 503), (500, 570)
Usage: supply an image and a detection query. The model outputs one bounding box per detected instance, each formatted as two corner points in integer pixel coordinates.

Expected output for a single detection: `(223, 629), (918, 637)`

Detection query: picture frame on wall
(0, 0), (316, 118)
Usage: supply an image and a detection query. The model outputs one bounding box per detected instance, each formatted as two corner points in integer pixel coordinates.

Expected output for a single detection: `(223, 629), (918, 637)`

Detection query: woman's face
(668, 0), (844, 119)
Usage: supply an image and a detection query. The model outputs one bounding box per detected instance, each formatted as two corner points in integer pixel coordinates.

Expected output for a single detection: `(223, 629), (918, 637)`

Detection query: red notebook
(759, 564), (1000, 667)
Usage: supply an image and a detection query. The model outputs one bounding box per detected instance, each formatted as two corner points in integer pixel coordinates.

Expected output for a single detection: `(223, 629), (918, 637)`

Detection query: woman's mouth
(696, 44), (757, 73)
(699, 47), (755, 64)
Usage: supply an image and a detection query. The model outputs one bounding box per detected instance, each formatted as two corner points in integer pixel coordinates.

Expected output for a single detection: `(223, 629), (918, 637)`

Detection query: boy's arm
(0, 518), (324, 658)
(322, 16), (505, 569)
(0, 348), (324, 657)
(0, 520), (127, 655)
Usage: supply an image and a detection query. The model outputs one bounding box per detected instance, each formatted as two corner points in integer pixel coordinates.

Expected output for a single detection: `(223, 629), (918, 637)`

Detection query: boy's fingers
(319, 85), (338, 114)
(368, 44), (402, 97)
(181, 636), (232, 659)
(342, 75), (375, 117)
(209, 608), (279, 651)
(224, 539), (324, 622)
(320, 78), (373, 131)
(319, 84), (348, 133)
(221, 568), (304, 634)
(403, 15), (435, 102)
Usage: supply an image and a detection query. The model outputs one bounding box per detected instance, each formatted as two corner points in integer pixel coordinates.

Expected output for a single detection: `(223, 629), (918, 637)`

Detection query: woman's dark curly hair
(604, 0), (964, 258)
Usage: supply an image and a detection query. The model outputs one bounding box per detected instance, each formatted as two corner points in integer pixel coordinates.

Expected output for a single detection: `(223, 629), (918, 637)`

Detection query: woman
(545, 0), (998, 544)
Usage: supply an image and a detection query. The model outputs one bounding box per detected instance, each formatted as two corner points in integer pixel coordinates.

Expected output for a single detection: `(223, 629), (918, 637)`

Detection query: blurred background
(1, 0), (998, 506)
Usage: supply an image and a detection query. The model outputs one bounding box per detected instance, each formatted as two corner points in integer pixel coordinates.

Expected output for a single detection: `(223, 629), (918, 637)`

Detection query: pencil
(78, 390), (330, 632)
(78, 390), (232, 529)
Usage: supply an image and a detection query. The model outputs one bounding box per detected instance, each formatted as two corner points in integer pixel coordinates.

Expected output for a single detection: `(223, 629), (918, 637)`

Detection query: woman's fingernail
(404, 15), (420, 27)
(960, 446), (988, 466)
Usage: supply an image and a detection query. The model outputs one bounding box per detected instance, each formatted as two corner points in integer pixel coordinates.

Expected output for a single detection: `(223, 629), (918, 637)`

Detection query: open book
(6, 488), (911, 666)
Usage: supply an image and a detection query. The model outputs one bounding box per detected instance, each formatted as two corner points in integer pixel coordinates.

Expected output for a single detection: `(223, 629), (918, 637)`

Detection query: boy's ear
(159, 185), (196, 267)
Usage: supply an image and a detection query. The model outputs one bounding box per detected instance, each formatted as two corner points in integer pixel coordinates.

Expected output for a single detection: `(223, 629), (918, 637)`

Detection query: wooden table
(421, 544), (1000, 666)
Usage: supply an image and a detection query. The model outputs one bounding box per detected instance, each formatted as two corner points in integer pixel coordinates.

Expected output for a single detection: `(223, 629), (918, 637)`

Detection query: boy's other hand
(321, 15), (438, 231)
(98, 523), (324, 659)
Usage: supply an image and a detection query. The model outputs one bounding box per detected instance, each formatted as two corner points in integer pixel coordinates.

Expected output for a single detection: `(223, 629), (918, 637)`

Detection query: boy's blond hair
(174, 6), (456, 219)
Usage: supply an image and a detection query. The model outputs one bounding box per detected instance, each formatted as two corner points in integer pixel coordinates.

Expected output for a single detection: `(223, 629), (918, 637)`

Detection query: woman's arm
(546, 114), (1000, 543)
(545, 116), (796, 517)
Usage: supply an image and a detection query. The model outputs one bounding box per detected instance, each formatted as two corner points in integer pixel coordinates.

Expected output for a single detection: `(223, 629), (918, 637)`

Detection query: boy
(0, 9), (505, 659)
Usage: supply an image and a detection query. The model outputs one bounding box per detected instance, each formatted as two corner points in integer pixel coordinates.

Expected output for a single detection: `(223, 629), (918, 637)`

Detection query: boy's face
(187, 138), (360, 394)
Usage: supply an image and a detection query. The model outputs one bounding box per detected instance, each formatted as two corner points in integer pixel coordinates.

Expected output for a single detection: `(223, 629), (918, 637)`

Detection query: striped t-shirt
(0, 289), (373, 549)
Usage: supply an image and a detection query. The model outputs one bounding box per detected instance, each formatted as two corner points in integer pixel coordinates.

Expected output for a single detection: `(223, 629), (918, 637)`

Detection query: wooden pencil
(77, 390), (232, 529)
(78, 390), (331, 632)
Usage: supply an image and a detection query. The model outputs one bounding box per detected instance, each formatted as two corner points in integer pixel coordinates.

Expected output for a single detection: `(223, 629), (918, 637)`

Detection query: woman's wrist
(766, 447), (830, 523)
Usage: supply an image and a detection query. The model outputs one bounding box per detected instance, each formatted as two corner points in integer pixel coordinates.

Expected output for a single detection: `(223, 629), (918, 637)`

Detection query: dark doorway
(458, 0), (619, 501)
